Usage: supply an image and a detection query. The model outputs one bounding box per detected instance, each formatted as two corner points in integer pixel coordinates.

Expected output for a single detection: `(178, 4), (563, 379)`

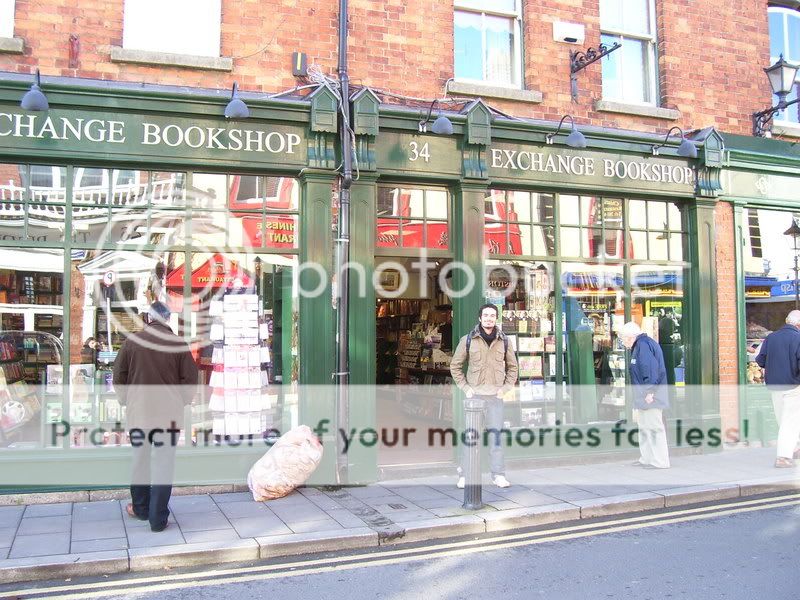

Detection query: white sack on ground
(247, 425), (324, 501)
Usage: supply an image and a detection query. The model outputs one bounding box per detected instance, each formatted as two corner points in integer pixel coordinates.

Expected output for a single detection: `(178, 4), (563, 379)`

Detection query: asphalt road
(7, 498), (800, 600)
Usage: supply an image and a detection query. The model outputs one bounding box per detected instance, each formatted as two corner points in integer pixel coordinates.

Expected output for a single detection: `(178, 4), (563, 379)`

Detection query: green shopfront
(0, 79), (724, 490)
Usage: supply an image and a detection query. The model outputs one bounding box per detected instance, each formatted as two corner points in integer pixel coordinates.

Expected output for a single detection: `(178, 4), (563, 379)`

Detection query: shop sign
(771, 280), (799, 297)
(724, 170), (800, 203)
(101, 270), (116, 287)
(745, 289), (771, 298)
(376, 132), (462, 176)
(0, 109), (308, 168)
(489, 142), (696, 195)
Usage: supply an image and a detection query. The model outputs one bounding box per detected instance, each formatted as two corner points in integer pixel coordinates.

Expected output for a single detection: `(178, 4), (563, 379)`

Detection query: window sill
(772, 121), (800, 138)
(110, 47), (232, 71)
(0, 37), (24, 54)
(447, 81), (543, 104)
(594, 99), (680, 120)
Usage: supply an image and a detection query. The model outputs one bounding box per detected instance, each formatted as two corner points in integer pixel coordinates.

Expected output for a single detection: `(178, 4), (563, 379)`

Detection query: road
(6, 495), (800, 600)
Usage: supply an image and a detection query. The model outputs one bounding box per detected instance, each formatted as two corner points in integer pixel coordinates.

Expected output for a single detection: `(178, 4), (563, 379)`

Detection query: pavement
(0, 446), (798, 585)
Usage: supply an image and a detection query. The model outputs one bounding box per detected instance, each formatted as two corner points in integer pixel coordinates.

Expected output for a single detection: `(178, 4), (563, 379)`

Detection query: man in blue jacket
(755, 310), (800, 468)
(621, 321), (670, 469)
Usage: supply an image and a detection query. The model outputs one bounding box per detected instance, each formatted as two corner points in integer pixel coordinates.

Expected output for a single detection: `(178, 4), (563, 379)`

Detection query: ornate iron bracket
(569, 42), (621, 102)
(753, 97), (800, 137)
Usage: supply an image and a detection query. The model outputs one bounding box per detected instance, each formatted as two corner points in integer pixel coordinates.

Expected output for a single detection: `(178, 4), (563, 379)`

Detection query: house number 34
(408, 141), (431, 163)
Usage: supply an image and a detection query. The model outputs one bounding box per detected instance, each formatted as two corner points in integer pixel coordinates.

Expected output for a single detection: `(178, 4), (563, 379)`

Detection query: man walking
(450, 303), (518, 488)
(114, 301), (198, 531)
(755, 310), (800, 468)
(620, 321), (670, 469)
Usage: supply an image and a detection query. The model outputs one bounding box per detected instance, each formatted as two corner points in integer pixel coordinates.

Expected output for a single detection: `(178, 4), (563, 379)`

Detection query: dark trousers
(130, 431), (177, 531)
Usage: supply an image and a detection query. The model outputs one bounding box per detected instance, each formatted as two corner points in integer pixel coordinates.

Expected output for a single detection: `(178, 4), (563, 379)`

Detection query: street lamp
(753, 54), (800, 137)
(783, 219), (800, 310)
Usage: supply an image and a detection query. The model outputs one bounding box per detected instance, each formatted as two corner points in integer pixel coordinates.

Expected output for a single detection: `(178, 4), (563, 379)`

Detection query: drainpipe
(334, 0), (352, 484)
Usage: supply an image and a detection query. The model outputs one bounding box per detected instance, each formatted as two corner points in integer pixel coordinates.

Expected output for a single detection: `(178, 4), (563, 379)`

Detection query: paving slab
(9, 532), (70, 558)
(168, 495), (217, 514)
(183, 528), (242, 544)
(217, 501), (273, 519)
(71, 519), (126, 541)
(483, 503), (582, 532)
(229, 516), (292, 538)
(0, 550), (128, 584)
(70, 538), (129, 553)
(72, 500), (123, 522)
(174, 511), (232, 532)
(0, 548), (7, 560)
(23, 503), (72, 518)
(326, 508), (369, 529)
(286, 519), (345, 534)
(0, 506), (23, 529)
(129, 538), (259, 571)
(257, 527), (377, 558)
(126, 525), (186, 548)
(16, 515), (71, 536)
(0, 529), (15, 548)
(211, 492), (253, 503)
(656, 483), (741, 507)
(381, 515), (485, 545)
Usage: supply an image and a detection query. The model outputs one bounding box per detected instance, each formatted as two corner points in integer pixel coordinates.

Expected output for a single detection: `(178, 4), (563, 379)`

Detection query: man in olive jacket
(114, 301), (198, 532)
(450, 303), (518, 488)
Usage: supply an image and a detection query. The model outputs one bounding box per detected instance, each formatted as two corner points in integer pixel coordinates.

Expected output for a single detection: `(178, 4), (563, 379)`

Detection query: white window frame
(599, 0), (658, 106)
(0, 0), (15, 38)
(453, 0), (523, 89)
(769, 6), (800, 124)
(122, 0), (222, 58)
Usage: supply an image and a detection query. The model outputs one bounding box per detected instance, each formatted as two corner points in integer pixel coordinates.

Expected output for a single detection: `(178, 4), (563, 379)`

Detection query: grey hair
(620, 321), (642, 338)
(786, 310), (800, 326)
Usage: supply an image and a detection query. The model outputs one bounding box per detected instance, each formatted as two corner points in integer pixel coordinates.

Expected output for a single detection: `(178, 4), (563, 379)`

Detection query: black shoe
(150, 522), (169, 532)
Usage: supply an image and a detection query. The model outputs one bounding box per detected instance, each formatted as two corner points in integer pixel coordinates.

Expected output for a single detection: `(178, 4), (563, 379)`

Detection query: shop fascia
(490, 146), (695, 186)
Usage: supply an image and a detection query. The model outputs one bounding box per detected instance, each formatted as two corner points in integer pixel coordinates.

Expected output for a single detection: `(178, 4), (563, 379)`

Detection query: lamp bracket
(753, 97), (800, 137)
(569, 42), (621, 102)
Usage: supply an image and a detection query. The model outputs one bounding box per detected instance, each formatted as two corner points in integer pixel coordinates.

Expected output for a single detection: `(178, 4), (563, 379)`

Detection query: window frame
(453, 0), (523, 89)
(599, 0), (659, 106)
(769, 5), (800, 124)
(0, 0), (14, 39)
(122, 0), (222, 58)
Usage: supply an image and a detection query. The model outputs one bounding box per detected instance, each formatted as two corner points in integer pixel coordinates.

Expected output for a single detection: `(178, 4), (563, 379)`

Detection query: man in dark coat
(621, 321), (670, 469)
(754, 310), (800, 468)
(114, 302), (198, 531)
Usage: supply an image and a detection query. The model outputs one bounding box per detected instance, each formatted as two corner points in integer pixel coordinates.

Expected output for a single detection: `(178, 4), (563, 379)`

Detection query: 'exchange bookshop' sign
(490, 142), (696, 195)
(0, 109), (308, 166)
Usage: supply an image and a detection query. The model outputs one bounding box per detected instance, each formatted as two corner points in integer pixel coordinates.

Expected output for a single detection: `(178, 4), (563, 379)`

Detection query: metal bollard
(462, 396), (485, 510)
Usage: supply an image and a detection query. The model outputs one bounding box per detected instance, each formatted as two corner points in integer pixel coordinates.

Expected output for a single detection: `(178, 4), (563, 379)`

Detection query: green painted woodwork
(375, 131), (462, 176)
(723, 168), (800, 205)
(308, 132), (338, 170)
(700, 129), (725, 168)
(346, 175), (379, 483)
(351, 88), (381, 137)
(463, 100), (492, 146)
(308, 85), (339, 134)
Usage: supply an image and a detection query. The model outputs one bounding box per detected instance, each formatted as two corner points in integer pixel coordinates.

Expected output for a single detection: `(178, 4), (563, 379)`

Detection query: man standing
(620, 321), (670, 469)
(755, 310), (800, 468)
(114, 302), (198, 532)
(450, 303), (518, 488)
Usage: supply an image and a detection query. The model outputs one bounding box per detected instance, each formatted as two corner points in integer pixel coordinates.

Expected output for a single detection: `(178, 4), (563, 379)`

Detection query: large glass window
(454, 0), (522, 87)
(769, 6), (800, 124)
(485, 190), (689, 425)
(600, 0), (658, 104)
(0, 0), (14, 39)
(376, 186), (450, 251)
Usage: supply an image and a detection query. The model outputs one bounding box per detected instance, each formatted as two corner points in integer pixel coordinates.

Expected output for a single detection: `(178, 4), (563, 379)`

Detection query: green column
(451, 181), (488, 435)
(298, 170), (336, 483)
(685, 197), (720, 426)
(347, 174), (378, 483)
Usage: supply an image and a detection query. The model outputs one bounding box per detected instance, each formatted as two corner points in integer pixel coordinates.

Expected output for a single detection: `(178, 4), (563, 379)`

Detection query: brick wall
(1, 0), (773, 135)
(715, 201), (739, 431)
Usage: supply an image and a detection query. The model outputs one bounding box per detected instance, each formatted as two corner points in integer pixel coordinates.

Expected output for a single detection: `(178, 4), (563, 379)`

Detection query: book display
(0, 337), (43, 444)
(206, 292), (272, 437)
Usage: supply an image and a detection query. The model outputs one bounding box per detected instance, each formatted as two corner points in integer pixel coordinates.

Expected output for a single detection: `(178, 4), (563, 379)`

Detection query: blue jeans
(460, 395), (506, 477)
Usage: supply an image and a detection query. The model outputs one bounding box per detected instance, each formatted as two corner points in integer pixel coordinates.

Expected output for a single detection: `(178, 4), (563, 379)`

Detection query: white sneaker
(456, 476), (465, 489)
(492, 474), (511, 488)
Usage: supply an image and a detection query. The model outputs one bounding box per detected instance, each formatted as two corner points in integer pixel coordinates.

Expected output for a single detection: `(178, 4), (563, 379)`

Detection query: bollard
(462, 396), (485, 510)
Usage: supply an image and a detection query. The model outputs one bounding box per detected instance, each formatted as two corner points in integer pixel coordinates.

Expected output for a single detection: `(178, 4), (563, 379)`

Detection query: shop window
(769, 5), (800, 124)
(454, 0), (522, 88)
(376, 186), (450, 251)
(0, 0), (14, 39)
(747, 209), (764, 258)
(0, 248), (65, 449)
(600, 0), (658, 105)
(486, 191), (556, 257)
(123, 0), (222, 58)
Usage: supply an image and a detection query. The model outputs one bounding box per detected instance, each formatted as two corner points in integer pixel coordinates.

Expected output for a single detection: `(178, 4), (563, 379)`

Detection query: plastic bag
(247, 425), (324, 501)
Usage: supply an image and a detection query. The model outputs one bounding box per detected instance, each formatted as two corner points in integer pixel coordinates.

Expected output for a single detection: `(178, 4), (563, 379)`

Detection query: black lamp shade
(677, 138), (698, 158)
(431, 115), (454, 135)
(224, 83), (250, 119)
(21, 71), (48, 112)
(565, 126), (587, 148)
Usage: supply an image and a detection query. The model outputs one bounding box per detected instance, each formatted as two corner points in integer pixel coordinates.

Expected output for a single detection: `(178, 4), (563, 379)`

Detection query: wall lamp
(20, 69), (49, 111)
(569, 41), (621, 102)
(419, 100), (453, 135)
(224, 82), (250, 119)
(753, 54), (800, 137)
(545, 115), (587, 148)
(651, 126), (697, 158)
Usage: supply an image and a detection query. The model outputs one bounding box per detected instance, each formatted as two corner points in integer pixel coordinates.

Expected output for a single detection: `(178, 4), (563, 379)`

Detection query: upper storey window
(123, 0), (222, 57)
(0, 0), (15, 38)
(454, 0), (522, 88)
(600, 0), (658, 105)
(769, 5), (800, 124)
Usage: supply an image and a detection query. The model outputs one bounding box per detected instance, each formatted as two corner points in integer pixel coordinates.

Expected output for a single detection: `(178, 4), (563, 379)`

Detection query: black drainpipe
(335, 0), (352, 484)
